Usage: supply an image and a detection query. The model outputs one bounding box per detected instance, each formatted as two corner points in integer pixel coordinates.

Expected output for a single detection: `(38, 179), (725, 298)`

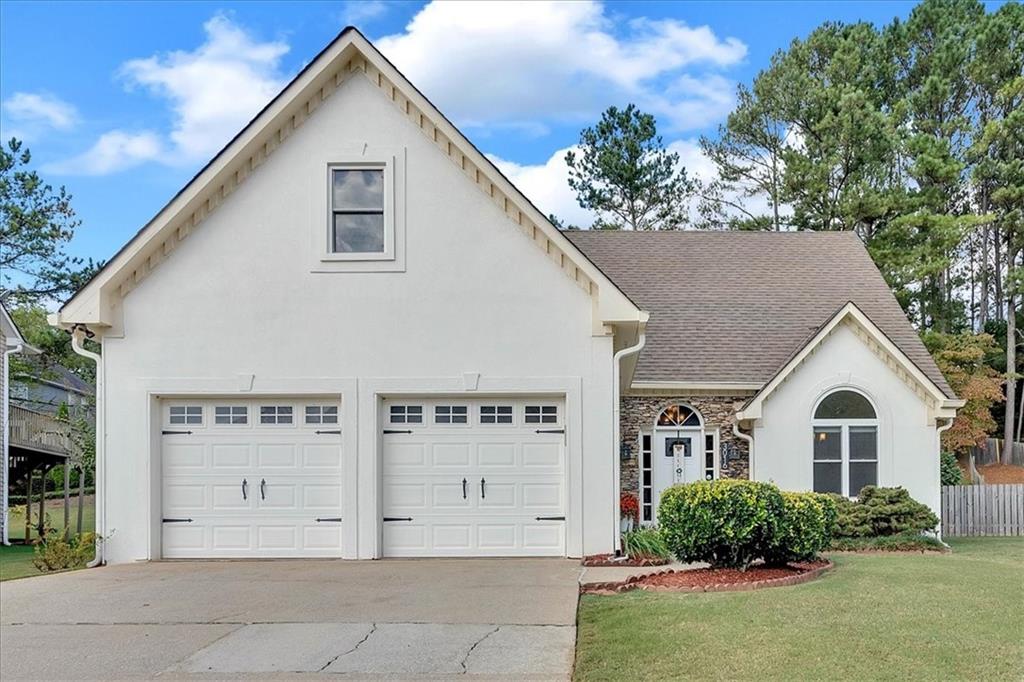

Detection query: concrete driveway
(0, 559), (580, 680)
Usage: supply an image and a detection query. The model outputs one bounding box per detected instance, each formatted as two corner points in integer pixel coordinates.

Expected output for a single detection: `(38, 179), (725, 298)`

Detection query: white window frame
(259, 405), (295, 426)
(389, 405), (423, 425)
(214, 405), (249, 426)
(310, 146), (406, 273)
(524, 404), (559, 425)
(479, 404), (514, 425)
(305, 405), (339, 425)
(434, 404), (469, 425)
(325, 163), (392, 261)
(168, 404), (203, 427)
(811, 389), (879, 497)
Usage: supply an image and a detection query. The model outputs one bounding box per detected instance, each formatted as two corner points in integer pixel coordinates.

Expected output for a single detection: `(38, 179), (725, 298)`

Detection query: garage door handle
(260, 478), (266, 501)
(383, 516), (413, 522)
(242, 478), (248, 501)
(462, 478), (467, 500)
(480, 477), (486, 499)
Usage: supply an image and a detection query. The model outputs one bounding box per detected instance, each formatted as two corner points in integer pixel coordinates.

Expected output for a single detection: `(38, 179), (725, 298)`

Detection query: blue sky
(0, 0), (969, 267)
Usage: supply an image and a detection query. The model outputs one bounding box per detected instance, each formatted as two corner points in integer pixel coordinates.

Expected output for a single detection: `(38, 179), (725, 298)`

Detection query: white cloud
(339, 0), (390, 27)
(44, 130), (164, 176)
(120, 14), (289, 163)
(49, 14), (289, 175)
(376, 1), (746, 132)
(3, 92), (78, 130)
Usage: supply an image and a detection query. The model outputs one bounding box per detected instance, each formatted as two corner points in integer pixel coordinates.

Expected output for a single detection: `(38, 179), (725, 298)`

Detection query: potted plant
(620, 492), (639, 533)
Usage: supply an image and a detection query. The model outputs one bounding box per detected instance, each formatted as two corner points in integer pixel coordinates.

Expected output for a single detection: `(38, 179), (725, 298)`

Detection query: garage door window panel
(260, 406), (294, 425)
(215, 406), (248, 425)
(435, 405), (469, 425)
(169, 405), (203, 426)
(305, 405), (339, 425)
(390, 405), (423, 424)
(480, 405), (513, 424)
(524, 405), (558, 424)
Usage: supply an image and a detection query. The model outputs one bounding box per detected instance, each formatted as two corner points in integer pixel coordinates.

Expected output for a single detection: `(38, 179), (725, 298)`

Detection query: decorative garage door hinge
(535, 428), (565, 434)
(315, 429), (342, 435)
(315, 517), (343, 523)
(383, 516), (413, 522)
(383, 429), (413, 434)
(161, 430), (193, 435)
(534, 516), (565, 521)
(162, 518), (194, 523)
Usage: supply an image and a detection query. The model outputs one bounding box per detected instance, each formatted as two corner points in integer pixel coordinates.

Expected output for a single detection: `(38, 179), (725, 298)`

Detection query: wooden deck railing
(8, 405), (70, 454)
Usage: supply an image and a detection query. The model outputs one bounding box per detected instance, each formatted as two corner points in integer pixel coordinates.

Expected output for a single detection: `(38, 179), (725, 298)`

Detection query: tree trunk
(1004, 281), (1018, 465)
(76, 465), (85, 536)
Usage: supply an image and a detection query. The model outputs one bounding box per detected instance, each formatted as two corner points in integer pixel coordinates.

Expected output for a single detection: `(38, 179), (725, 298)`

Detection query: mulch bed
(582, 559), (832, 595)
(581, 554), (670, 567)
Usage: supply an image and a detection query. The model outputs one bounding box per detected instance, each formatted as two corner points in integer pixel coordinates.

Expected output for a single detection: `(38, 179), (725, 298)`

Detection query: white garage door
(161, 399), (343, 558)
(382, 398), (566, 557)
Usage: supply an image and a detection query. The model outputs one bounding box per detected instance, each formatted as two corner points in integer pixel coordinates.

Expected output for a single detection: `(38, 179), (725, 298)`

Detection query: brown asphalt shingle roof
(564, 230), (955, 398)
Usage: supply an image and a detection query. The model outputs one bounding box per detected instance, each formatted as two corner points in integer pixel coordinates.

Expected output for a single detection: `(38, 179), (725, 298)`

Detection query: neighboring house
(11, 358), (94, 417)
(49, 29), (962, 564)
(2, 301), (29, 544)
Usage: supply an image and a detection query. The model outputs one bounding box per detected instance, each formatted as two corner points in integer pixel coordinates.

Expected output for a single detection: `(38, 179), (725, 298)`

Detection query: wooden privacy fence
(941, 484), (1024, 537)
(968, 439), (1024, 467)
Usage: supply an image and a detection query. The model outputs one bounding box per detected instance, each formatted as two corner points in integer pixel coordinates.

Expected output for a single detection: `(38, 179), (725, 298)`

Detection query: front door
(652, 432), (702, 513)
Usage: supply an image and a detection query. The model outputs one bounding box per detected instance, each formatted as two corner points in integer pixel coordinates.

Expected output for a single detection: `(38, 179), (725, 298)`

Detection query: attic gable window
(331, 168), (385, 254)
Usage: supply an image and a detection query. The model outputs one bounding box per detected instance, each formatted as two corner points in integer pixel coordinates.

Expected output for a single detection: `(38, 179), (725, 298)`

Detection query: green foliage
(565, 104), (693, 231)
(764, 491), (838, 565)
(830, 531), (947, 552)
(9, 303), (99, 386)
(940, 452), (966, 486)
(621, 527), (672, 561)
(0, 138), (102, 304)
(32, 528), (95, 572)
(829, 486), (939, 538)
(658, 479), (784, 569)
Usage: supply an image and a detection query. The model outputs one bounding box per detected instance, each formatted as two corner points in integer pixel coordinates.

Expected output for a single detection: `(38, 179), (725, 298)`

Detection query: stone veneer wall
(620, 395), (752, 499)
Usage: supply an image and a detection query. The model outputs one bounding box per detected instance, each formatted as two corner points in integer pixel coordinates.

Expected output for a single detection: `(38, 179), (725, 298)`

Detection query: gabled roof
(13, 357), (94, 396)
(736, 302), (963, 421)
(53, 28), (642, 331)
(1, 300), (26, 347)
(565, 230), (957, 400)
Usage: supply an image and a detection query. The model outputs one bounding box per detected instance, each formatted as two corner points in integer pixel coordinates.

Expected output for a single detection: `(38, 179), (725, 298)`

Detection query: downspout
(612, 321), (645, 554)
(2, 342), (22, 546)
(732, 421), (754, 480)
(70, 328), (104, 567)
(935, 417), (955, 542)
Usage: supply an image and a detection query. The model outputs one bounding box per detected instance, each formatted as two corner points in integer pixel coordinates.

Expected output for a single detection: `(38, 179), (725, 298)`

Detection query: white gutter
(2, 342), (23, 546)
(70, 328), (104, 567)
(732, 420), (754, 480)
(935, 418), (955, 540)
(612, 322), (646, 553)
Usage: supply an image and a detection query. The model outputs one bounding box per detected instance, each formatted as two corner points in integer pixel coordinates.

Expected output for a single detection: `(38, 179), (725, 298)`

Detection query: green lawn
(575, 537), (1023, 681)
(2, 496), (96, 582)
(0, 545), (39, 581)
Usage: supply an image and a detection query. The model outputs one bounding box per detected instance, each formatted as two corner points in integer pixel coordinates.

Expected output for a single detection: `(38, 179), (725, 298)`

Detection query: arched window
(812, 390), (878, 497)
(657, 404), (702, 427)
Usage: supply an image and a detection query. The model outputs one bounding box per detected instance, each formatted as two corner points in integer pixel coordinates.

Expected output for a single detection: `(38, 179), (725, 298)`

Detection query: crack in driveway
(459, 625), (501, 674)
(318, 623), (377, 672)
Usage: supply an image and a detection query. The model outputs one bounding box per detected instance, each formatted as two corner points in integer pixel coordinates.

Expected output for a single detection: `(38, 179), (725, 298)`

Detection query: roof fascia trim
(736, 302), (961, 421)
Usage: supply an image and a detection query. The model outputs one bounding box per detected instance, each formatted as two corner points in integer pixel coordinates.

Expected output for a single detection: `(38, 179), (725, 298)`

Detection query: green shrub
(829, 486), (939, 538)
(940, 452), (965, 486)
(764, 491), (838, 565)
(830, 532), (946, 552)
(32, 529), (95, 572)
(621, 527), (672, 560)
(658, 479), (784, 569)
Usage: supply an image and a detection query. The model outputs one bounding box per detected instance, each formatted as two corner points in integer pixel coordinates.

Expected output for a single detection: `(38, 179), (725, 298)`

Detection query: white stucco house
(50, 29), (963, 564)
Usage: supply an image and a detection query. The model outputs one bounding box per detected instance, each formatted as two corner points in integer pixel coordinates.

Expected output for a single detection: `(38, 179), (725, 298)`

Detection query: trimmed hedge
(829, 486), (939, 538)
(764, 491), (838, 565)
(830, 532), (946, 552)
(658, 480), (785, 569)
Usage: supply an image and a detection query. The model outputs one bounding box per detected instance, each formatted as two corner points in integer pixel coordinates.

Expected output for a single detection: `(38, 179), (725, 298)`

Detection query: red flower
(620, 493), (639, 522)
